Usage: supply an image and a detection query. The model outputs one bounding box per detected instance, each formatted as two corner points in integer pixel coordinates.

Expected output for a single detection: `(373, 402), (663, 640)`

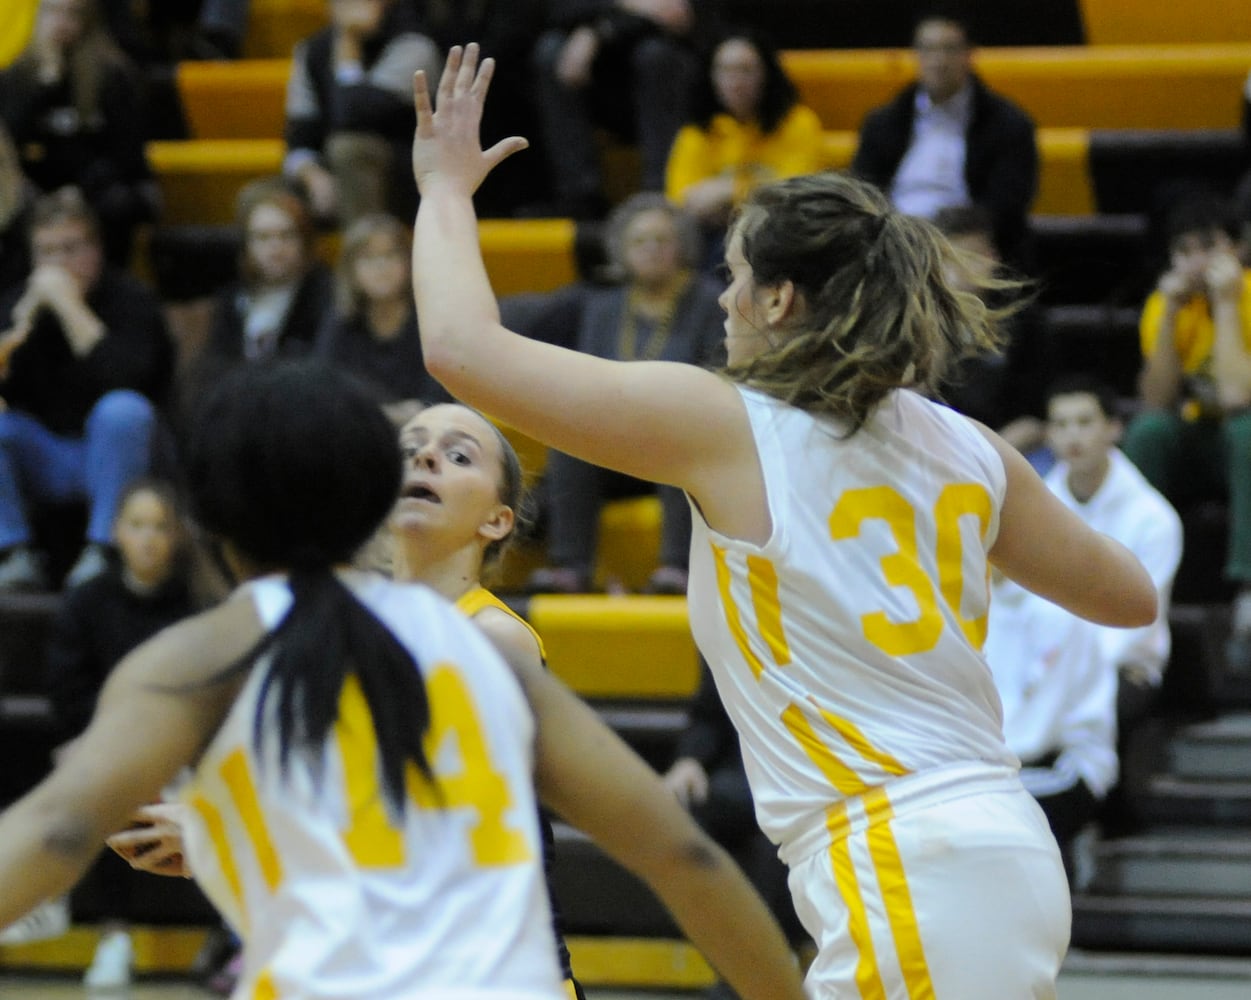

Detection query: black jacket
(851, 74), (1038, 261)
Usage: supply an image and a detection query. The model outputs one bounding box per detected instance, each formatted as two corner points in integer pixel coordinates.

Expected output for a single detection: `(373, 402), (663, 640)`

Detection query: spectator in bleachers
(665, 26), (824, 266)
(412, 0), (549, 218)
(932, 204), (1053, 463)
(0, 122), (35, 295)
(1121, 196), (1251, 672)
(663, 661), (803, 983)
(0, 187), (173, 592)
(314, 212), (450, 406)
(0, 0), (160, 267)
(197, 177), (333, 372)
(284, 0), (441, 226)
(850, 11), (1037, 265)
(1045, 375), (1183, 733)
(524, 193), (723, 595)
(98, 0), (250, 63)
(983, 574), (1118, 881)
(44, 476), (198, 989)
(531, 0), (707, 219)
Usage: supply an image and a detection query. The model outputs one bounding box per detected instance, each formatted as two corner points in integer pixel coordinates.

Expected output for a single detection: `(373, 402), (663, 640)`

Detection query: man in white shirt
(983, 375), (1182, 862)
(851, 12), (1038, 263)
(1043, 375), (1184, 731)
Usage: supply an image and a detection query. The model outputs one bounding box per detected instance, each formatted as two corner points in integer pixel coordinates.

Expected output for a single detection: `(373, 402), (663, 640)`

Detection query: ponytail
(249, 569), (434, 811)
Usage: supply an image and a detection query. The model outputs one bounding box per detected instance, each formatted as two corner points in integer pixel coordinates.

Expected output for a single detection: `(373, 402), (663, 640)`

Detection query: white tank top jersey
(179, 571), (564, 1000)
(687, 387), (1020, 865)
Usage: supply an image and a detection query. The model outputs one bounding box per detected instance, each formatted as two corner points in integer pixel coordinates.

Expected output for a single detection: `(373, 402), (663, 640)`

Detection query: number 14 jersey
(180, 571), (563, 1000)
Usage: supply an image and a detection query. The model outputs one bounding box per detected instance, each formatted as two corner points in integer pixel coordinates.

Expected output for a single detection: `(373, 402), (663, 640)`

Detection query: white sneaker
(0, 896), (69, 944)
(83, 928), (133, 991)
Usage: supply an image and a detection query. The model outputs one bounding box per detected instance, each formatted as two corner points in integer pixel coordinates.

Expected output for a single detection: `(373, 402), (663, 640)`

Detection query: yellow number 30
(829, 483), (992, 656)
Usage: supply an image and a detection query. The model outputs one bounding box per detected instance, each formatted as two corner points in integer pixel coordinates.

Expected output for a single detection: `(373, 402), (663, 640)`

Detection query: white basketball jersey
(687, 388), (1019, 861)
(180, 571), (563, 1000)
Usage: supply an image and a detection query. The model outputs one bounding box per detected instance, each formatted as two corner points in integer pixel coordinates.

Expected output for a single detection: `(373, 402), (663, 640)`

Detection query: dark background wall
(713, 0), (1086, 50)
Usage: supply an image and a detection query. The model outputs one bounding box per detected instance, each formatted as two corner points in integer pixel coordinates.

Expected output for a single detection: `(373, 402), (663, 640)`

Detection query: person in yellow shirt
(665, 27), (823, 261)
(1123, 195), (1251, 667)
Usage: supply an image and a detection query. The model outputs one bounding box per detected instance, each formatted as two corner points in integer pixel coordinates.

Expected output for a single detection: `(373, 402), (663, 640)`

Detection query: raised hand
(411, 43), (529, 198)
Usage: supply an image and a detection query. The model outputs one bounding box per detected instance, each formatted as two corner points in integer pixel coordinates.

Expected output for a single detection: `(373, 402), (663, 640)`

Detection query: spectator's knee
(1122, 409), (1180, 449)
(1223, 409), (1251, 453)
(0, 411), (20, 450)
(85, 390), (156, 439)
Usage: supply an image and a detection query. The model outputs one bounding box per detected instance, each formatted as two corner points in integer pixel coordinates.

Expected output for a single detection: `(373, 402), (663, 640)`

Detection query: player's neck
(394, 536), (484, 603)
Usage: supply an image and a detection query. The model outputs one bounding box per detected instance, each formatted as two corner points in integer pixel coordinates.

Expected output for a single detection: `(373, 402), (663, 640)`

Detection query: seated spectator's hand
(663, 757), (710, 808)
(557, 26), (599, 89)
(106, 803), (192, 878)
(1205, 250), (1244, 305)
(300, 163), (340, 222)
(0, 324), (31, 378)
(682, 177), (736, 225)
(28, 264), (82, 309)
(1157, 266), (1201, 305)
(619, 0), (695, 35)
(998, 415), (1045, 455)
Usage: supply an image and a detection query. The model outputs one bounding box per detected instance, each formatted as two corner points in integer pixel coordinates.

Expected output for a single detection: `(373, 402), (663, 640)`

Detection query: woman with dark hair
(203, 177), (333, 366)
(410, 47), (1158, 998)
(665, 27), (823, 236)
(0, 358), (806, 1000)
(0, 0), (158, 265)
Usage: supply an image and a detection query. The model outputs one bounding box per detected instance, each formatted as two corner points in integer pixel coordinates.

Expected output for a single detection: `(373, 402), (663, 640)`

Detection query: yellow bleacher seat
(242, 0), (327, 59)
(782, 44), (1251, 132)
(148, 138), (285, 225)
(177, 59), (290, 140)
(527, 595), (701, 700)
(1079, 0), (1251, 45)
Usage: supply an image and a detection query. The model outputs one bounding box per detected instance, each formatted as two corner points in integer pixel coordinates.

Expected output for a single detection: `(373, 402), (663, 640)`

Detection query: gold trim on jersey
(252, 969), (278, 999)
(188, 791), (246, 928)
(221, 749), (284, 892)
(456, 585), (548, 662)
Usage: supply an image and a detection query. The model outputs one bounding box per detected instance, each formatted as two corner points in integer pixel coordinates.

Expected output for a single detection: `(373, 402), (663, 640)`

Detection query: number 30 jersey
(686, 387), (1019, 862)
(180, 571), (563, 1000)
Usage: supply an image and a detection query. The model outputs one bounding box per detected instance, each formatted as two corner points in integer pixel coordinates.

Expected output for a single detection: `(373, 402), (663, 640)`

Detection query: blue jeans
(0, 390), (157, 549)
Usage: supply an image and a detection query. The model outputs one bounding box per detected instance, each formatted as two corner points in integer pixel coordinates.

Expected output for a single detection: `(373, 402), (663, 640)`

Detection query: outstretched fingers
(438, 44), (463, 109)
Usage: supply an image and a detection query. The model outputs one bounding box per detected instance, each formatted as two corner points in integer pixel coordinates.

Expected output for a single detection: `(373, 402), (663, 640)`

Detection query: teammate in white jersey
(406, 45), (1158, 998)
(0, 362), (805, 1000)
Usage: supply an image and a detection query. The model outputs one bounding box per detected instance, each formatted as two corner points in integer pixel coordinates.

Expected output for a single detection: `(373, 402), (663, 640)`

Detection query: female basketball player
(111, 401), (588, 997)
(407, 45), (1157, 998)
(0, 361), (805, 1000)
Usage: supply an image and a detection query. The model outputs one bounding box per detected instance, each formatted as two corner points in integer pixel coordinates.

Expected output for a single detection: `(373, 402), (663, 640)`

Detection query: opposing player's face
(392, 405), (511, 550)
(718, 227), (772, 365)
(114, 489), (178, 588)
(1047, 393), (1119, 477)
